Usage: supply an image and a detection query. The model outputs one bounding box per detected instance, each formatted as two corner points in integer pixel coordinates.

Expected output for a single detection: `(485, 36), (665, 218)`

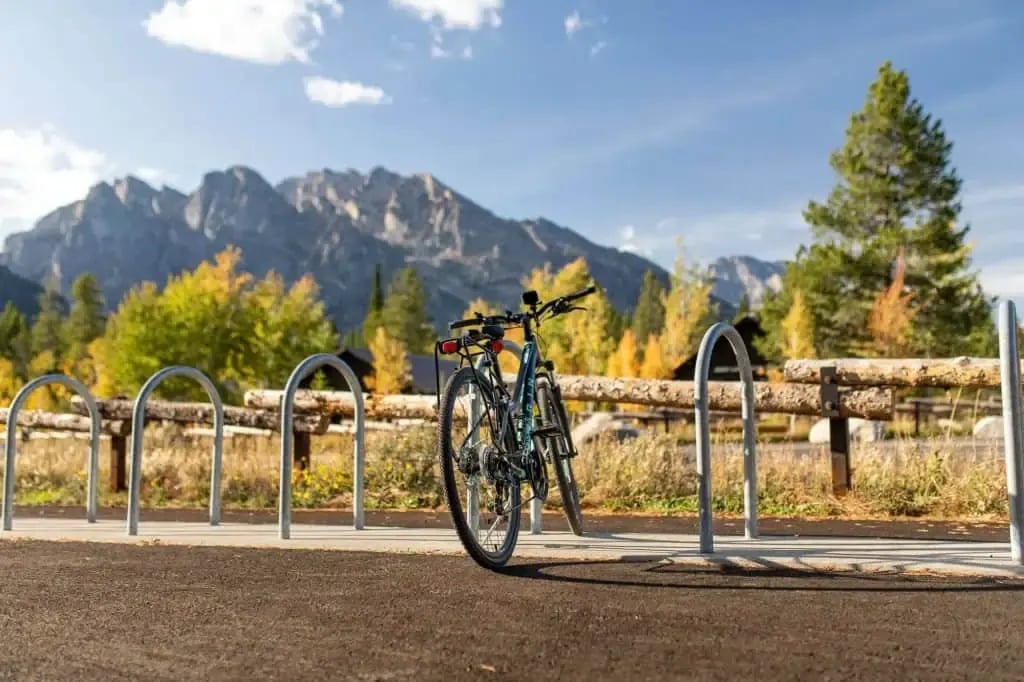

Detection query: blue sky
(1, 0), (1023, 301)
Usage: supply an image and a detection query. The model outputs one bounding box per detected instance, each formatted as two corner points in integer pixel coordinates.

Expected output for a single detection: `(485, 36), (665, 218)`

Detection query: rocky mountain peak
(186, 166), (295, 237)
(0, 162), (784, 333)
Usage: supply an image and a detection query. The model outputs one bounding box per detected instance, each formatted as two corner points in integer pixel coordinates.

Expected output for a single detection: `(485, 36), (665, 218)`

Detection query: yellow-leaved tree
(24, 351), (60, 410)
(660, 239), (717, 370)
(866, 248), (916, 357)
(639, 333), (671, 380)
(0, 358), (21, 402)
(367, 326), (411, 394)
(606, 329), (640, 378)
(460, 297), (522, 375)
(606, 328), (641, 411)
(780, 288), (817, 361)
(244, 272), (337, 388)
(97, 246), (336, 403)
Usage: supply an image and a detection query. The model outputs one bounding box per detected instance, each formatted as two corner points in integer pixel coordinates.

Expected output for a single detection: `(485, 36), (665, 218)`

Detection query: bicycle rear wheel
(437, 366), (522, 569)
(536, 378), (584, 536)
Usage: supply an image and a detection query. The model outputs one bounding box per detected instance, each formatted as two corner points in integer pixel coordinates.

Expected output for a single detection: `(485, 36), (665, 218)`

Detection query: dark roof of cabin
(672, 315), (771, 381)
(303, 347), (459, 394)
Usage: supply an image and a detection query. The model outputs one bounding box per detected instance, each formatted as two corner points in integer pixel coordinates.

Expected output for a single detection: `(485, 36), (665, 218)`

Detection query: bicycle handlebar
(448, 284), (597, 331)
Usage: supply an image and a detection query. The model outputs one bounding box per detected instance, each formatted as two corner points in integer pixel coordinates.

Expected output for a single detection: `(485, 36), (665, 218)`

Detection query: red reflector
(440, 339), (460, 354)
(491, 340), (504, 353)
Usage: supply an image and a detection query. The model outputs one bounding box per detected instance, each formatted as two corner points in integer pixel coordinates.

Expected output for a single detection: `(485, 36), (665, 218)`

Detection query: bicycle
(433, 285), (595, 569)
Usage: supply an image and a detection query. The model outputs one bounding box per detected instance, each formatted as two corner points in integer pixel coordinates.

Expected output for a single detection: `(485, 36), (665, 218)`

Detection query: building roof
(672, 315), (771, 382)
(299, 346), (459, 394)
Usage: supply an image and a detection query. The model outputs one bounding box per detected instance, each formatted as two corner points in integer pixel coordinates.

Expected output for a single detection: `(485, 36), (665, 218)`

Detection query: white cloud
(134, 167), (177, 185)
(589, 41), (607, 57)
(143, 0), (342, 65)
(304, 76), (392, 107)
(565, 10), (606, 38)
(390, 0), (502, 30)
(564, 11), (582, 37)
(0, 126), (111, 236)
(428, 27), (474, 59)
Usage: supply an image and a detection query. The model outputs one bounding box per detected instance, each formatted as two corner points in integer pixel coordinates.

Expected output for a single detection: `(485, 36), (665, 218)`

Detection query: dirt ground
(2, 536), (1023, 680)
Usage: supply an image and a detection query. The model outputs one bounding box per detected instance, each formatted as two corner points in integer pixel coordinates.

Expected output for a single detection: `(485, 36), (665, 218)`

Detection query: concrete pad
(3, 517), (1023, 578)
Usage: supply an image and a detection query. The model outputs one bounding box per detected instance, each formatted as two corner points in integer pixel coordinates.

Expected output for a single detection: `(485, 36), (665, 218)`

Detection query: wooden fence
(0, 356), (1015, 496)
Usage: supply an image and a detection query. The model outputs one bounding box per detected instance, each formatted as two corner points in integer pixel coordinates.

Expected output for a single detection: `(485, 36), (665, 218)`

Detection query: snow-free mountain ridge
(0, 166), (783, 330)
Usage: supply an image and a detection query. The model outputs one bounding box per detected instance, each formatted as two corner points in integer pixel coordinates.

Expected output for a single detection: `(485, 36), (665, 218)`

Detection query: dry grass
(2, 419), (1010, 521)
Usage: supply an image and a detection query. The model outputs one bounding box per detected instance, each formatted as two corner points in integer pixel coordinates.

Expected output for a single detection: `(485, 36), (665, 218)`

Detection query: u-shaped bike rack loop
(3, 374), (101, 531)
(694, 322), (759, 554)
(278, 353), (365, 540)
(127, 366), (224, 536)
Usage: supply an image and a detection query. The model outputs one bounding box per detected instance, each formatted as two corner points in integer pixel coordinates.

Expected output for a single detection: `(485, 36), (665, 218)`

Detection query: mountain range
(0, 165), (784, 331)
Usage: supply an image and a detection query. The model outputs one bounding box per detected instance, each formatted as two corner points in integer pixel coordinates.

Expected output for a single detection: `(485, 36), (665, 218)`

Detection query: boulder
(808, 417), (886, 444)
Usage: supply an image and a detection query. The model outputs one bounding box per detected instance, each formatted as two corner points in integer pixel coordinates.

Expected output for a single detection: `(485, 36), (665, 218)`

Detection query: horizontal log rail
(245, 374), (895, 421)
(784, 358), (1011, 389)
(68, 397), (330, 434)
(0, 408), (129, 436)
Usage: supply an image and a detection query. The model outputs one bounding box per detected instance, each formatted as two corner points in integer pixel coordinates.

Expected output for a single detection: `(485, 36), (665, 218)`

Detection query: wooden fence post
(820, 366), (852, 495)
(110, 434), (127, 493)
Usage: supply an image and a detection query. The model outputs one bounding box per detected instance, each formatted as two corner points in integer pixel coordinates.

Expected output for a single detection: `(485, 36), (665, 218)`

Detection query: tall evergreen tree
(0, 302), (31, 375)
(761, 61), (993, 358)
(631, 269), (666, 344)
(30, 277), (66, 361)
(64, 273), (106, 354)
(362, 263), (385, 343)
(381, 266), (434, 354)
(735, 293), (752, 320)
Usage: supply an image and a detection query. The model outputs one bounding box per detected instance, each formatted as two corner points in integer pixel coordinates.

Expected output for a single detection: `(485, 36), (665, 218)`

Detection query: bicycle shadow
(495, 558), (1024, 593)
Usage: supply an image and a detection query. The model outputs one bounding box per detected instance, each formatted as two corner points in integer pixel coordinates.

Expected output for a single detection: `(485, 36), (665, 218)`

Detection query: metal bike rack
(693, 322), (759, 554)
(279, 353), (365, 540)
(470, 341), (544, 534)
(127, 366), (224, 536)
(3, 374), (101, 531)
(998, 300), (1024, 564)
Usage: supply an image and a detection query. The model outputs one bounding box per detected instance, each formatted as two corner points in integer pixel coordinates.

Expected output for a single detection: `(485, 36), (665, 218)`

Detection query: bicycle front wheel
(536, 378), (584, 536)
(437, 366), (522, 569)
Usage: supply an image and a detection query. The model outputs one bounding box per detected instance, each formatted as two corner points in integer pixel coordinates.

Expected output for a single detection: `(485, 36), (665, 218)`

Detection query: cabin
(299, 347), (459, 395)
(672, 315), (770, 382)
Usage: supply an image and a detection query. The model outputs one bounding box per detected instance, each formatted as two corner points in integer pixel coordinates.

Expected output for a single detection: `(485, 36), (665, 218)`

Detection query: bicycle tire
(536, 378), (584, 536)
(437, 366), (522, 569)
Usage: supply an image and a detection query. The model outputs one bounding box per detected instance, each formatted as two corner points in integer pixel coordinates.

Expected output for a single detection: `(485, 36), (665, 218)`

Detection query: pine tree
(765, 61), (993, 357)
(63, 273), (106, 361)
(735, 293), (752, 320)
(0, 302), (31, 375)
(362, 263), (385, 343)
(631, 269), (666, 344)
(381, 266), (434, 354)
(30, 277), (66, 361)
